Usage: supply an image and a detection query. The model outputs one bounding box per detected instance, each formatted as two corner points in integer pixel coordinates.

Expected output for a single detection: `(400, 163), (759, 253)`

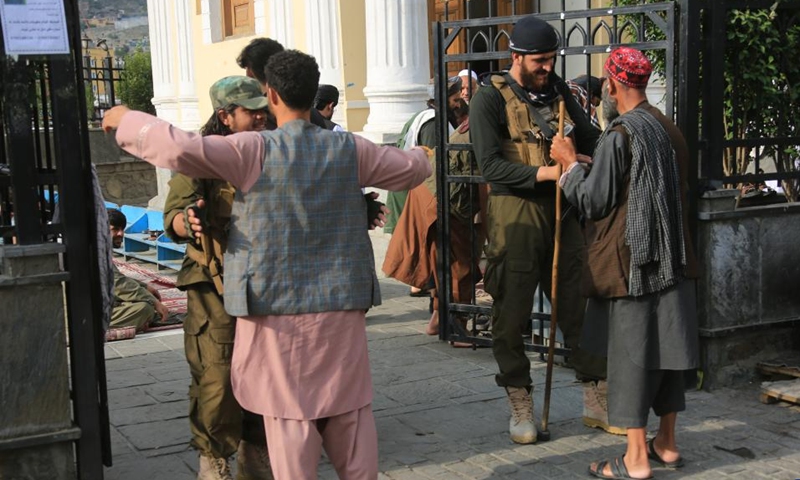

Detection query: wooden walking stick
(539, 99), (566, 442)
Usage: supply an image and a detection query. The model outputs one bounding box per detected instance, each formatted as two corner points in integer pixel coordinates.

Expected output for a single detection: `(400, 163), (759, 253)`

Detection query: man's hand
(154, 300), (169, 322)
(101, 105), (132, 133)
(365, 191), (388, 229)
(550, 135), (578, 169)
(184, 199), (206, 239)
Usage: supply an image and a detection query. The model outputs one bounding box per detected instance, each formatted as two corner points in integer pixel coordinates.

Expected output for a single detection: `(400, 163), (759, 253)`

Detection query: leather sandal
(588, 455), (652, 480)
(647, 438), (684, 468)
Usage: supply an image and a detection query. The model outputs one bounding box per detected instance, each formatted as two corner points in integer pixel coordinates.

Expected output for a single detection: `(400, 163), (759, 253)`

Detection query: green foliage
(615, 0), (668, 76)
(614, 0), (800, 200)
(118, 49), (155, 115)
(723, 6), (800, 195)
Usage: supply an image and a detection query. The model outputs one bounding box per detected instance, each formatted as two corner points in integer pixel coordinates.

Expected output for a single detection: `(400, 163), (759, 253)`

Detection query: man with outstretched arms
(104, 50), (431, 480)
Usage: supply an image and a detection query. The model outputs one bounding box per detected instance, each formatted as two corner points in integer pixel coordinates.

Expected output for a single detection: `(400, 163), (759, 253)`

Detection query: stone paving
(102, 273), (800, 480)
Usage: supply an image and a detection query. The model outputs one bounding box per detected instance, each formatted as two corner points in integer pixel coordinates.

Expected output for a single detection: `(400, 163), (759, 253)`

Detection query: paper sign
(0, 0), (70, 55)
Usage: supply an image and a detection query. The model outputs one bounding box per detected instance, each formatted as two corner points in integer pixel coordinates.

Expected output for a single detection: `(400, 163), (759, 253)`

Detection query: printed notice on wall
(0, 0), (70, 55)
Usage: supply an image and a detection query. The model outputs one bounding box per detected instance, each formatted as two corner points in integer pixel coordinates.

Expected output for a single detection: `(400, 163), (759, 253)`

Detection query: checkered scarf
(598, 108), (686, 297)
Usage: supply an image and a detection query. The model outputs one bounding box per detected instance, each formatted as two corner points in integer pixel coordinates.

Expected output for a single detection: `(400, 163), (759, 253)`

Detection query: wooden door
(494, 0), (537, 51)
(428, 0), (467, 79)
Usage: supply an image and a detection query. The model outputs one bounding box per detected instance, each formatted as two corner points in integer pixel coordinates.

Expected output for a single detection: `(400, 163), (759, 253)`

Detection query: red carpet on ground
(106, 260), (187, 342)
(113, 259), (187, 314)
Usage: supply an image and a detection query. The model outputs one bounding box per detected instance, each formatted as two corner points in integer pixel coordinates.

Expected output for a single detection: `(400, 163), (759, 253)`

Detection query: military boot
(236, 440), (274, 480)
(582, 380), (626, 435)
(198, 454), (233, 480)
(506, 386), (537, 444)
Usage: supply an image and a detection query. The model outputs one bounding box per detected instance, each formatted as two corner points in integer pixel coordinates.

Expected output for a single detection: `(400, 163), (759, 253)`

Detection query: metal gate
(431, 0), (684, 355)
(0, 0), (110, 478)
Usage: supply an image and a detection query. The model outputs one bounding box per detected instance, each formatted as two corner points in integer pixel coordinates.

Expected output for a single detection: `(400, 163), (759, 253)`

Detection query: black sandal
(647, 438), (684, 468)
(588, 455), (652, 480)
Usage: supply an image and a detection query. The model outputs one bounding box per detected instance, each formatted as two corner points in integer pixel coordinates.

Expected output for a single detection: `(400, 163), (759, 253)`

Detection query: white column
(147, 0), (175, 108)
(359, 0), (430, 144)
(146, 0), (178, 209)
(175, 0), (200, 131)
(305, 0), (346, 127)
(255, 0), (267, 35)
(269, 0), (294, 48)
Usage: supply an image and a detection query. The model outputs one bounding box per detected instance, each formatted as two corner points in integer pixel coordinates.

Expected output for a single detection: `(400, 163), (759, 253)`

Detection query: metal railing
(81, 41), (126, 125)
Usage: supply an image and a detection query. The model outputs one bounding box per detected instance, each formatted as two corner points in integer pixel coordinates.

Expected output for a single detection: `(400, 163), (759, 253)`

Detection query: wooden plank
(760, 379), (800, 405)
(757, 357), (800, 379)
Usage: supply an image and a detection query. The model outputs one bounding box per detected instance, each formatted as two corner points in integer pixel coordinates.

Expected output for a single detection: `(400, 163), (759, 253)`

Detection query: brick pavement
(102, 274), (800, 480)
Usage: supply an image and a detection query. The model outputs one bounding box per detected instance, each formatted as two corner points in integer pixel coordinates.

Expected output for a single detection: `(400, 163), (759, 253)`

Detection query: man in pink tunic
(103, 50), (431, 480)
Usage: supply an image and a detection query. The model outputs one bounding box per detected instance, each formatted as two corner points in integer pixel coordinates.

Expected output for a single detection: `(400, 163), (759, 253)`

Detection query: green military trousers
(184, 283), (266, 459)
(483, 194), (606, 388)
(110, 301), (156, 331)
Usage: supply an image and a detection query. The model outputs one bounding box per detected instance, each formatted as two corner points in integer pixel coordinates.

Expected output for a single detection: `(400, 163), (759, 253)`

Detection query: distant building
(115, 16), (147, 30)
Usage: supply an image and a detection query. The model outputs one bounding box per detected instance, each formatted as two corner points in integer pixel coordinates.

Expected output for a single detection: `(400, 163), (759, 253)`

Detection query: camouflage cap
(209, 76), (269, 111)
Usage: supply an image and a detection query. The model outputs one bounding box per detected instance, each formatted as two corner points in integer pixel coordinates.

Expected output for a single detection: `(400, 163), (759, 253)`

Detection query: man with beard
(383, 77), (480, 338)
(469, 15), (609, 444)
(163, 76), (273, 480)
(107, 208), (171, 331)
(551, 47), (698, 480)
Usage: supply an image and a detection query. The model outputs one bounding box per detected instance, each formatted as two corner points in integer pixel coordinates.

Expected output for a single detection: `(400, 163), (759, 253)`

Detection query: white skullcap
(458, 69), (478, 80)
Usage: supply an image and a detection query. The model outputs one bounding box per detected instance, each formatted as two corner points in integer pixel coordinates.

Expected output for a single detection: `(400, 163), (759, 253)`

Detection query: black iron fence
(81, 46), (125, 126)
(1, 0), (110, 475)
(431, 0), (681, 350)
(0, 60), (61, 244)
(701, 0), (800, 201)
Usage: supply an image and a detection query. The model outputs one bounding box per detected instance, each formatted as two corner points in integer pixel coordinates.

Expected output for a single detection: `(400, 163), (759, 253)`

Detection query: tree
(117, 49), (155, 115)
(85, 83), (97, 124)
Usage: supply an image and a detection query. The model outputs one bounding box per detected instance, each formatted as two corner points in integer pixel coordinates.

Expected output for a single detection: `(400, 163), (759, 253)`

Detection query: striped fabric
(224, 120), (379, 316)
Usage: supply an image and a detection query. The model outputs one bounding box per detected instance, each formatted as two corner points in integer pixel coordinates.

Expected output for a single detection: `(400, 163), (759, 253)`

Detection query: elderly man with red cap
(469, 15), (607, 445)
(551, 47), (699, 479)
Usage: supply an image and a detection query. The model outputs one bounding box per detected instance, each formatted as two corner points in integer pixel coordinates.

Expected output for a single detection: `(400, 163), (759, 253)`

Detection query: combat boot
(236, 440), (274, 479)
(506, 386), (537, 444)
(198, 454), (233, 480)
(582, 379), (626, 435)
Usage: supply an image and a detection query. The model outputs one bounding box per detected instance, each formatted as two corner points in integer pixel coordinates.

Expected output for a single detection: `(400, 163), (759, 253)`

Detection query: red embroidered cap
(604, 47), (652, 88)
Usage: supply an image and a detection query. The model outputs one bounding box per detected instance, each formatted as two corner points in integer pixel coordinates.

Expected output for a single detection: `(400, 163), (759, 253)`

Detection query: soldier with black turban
(469, 15), (609, 444)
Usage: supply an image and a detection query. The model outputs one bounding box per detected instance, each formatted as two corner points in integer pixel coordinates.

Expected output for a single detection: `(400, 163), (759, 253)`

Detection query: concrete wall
(0, 244), (77, 479)
(696, 190), (800, 388)
(88, 128), (157, 207)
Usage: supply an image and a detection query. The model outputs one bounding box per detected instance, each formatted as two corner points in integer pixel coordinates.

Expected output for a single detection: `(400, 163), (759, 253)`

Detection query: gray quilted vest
(223, 119), (381, 316)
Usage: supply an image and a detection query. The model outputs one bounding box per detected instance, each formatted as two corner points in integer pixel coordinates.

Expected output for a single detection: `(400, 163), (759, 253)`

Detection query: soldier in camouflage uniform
(164, 77), (273, 480)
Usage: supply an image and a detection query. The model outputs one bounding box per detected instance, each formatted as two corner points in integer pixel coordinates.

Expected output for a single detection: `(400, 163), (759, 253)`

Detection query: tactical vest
(490, 75), (574, 168)
(184, 179), (235, 295)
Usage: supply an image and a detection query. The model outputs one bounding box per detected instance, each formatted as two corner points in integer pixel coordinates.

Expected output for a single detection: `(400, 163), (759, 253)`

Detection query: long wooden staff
(540, 99), (566, 441)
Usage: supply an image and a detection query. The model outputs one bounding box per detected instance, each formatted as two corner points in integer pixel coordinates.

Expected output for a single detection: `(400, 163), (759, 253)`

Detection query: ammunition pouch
(490, 74), (574, 168)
